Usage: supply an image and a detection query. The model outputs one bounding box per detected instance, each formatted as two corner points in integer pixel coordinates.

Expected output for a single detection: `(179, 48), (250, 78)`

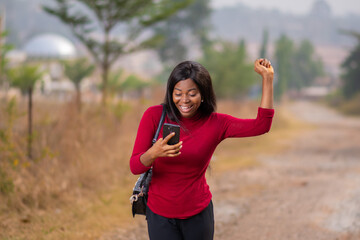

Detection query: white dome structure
(23, 33), (77, 59)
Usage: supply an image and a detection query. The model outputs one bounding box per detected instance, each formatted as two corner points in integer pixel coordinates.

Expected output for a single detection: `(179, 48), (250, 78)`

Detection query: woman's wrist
(140, 148), (157, 167)
(262, 73), (274, 82)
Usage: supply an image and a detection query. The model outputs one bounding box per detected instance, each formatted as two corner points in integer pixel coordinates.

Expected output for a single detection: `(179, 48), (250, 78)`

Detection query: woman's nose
(181, 95), (190, 103)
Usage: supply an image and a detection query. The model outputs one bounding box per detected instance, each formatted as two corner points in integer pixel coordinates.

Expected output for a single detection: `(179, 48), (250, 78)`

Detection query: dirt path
(100, 101), (360, 240)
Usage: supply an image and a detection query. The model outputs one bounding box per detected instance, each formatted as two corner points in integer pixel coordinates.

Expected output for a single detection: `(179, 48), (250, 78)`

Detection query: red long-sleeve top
(130, 105), (274, 219)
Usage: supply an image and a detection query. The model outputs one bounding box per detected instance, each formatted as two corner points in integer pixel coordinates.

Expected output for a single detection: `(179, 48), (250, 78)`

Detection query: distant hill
(1, 0), (360, 49)
(211, 2), (360, 47)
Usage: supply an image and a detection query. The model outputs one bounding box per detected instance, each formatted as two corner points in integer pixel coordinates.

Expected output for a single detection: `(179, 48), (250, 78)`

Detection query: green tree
(43, 0), (192, 105)
(291, 40), (323, 91)
(200, 40), (256, 99)
(0, 19), (13, 95)
(341, 31), (360, 99)
(259, 28), (269, 58)
(62, 58), (95, 112)
(121, 74), (150, 99)
(274, 34), (294, 100)
(154, 0), (211, 65)
(8, 64), (43, 159)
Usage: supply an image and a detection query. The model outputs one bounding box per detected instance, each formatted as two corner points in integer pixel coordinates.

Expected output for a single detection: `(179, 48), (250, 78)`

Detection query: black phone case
(163, 123), (180, 145)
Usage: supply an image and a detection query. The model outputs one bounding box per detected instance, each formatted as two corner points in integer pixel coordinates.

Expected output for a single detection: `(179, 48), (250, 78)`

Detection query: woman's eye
(174, 93), (181, 97)
(189, 94), (196, 97)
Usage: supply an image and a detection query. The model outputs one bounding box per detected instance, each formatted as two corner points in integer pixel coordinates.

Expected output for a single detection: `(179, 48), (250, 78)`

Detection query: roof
(23, 33), (77, 59)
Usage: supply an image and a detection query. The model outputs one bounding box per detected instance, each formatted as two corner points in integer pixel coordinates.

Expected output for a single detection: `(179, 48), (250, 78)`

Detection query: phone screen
(163, 123), (180, 145)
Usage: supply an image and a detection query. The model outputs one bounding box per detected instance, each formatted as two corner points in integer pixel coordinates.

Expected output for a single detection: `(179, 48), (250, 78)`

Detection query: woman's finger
(162, 132), (175, 144)
(167, 141), (182, 150)
(164, 144), (182, 153)
(166, 149), (181, 154)
(167, 152), (181, 157)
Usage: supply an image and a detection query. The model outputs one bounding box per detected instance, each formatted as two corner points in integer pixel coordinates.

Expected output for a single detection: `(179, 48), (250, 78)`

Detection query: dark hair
(164, 60), (216, 123)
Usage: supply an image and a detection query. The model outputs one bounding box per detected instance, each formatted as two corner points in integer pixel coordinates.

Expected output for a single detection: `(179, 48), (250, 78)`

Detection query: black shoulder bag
(130, 105), (166, 217)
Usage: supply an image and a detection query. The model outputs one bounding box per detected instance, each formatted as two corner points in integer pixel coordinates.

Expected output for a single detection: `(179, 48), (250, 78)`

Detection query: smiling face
(172, 78), (202, 118)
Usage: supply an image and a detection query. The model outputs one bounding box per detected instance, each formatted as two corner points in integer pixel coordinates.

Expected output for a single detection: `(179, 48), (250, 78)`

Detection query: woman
(130, 59), (274, 240)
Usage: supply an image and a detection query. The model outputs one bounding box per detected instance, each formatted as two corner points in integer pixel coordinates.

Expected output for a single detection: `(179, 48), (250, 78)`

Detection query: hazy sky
(211, 0), (360, 16)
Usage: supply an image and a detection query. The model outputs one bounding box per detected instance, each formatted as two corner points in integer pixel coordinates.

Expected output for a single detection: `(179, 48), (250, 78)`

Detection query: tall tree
(43, 0), (192, 105)
(8, 64), (43, 159)
(291, 39), (323, 91)
(274, 34), (294, 100)
(62, 58), (95, 112)
(0, 17), (13, 95)
(341, 31), (360, 99)
(200, 40), (255, 99)
(154, 0), (211, 65)
(259, 28), (269, 58)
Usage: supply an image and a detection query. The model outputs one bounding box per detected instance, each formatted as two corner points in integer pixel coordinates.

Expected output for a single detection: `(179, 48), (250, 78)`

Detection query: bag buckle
(129, 194), (138, 204)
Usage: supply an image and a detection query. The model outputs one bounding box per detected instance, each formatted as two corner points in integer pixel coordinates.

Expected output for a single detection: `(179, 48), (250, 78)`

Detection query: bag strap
(138, 105), (166, 187)
(152, 104), (166, 145)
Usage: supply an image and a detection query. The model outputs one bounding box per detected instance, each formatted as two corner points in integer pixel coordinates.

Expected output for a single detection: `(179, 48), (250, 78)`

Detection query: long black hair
(163, 61), (216, 123)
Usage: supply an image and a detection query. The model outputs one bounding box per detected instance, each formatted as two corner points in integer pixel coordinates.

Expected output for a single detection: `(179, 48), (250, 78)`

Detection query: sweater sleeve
(129, 105), (162, 175)
(219, 107), (274, 141)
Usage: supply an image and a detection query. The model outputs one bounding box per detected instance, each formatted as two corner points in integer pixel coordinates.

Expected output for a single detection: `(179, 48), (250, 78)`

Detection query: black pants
(146, 201), (214, 240)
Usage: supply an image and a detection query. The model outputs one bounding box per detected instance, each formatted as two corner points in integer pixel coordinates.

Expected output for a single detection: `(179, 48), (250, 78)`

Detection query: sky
(211, 0), (360, 16)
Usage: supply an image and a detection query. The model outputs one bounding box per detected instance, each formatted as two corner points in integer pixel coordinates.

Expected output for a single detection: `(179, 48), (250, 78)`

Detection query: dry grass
(0, 97), (310, 240)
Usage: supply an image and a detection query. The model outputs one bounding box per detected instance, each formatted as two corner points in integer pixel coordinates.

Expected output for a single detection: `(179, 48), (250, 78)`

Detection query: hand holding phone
(163, 123), (180, 145)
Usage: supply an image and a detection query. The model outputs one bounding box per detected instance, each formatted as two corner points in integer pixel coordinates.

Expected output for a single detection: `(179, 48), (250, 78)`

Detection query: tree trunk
(76, 85), (82, 113)
(101, 65), (109, 106)
(101, 29), (110, 107)
(28, 87), (33, 159)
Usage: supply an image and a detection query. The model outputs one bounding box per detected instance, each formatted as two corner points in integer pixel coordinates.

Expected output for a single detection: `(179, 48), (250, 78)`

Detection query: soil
(100, 100), (360, 240)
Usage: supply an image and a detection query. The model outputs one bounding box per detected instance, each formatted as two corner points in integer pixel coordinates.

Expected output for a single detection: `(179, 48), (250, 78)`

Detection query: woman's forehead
(174, 79), (198, 91)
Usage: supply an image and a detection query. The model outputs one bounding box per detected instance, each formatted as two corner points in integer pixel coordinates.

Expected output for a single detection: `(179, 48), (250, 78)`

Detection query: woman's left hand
(254, 58), (274, 79)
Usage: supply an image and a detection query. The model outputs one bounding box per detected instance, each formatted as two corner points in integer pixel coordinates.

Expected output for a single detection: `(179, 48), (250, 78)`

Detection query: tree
(259, 28), (269, 58)
(274, 34), (294, 100)
(0, 17), (13, 95)
(200, 40), (256, 99)
(291, 39), (323, 91)
(62, 58), (95, 112)
(43, 0), (192, 105)
(8, 64), (43, 159)
(341, 31), (360, 99)
(121, 74), (150, 100)
(154, 0), (212, 65)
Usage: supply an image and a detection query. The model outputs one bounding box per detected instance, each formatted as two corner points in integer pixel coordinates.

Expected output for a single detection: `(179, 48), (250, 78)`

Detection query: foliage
(274, 35), (294, 100)
(154, 0), (211, 65)
(259, 28), (269, 58)
(0, 97), (24, 163)
(7, 64), (44, 159)
(200, 40), (257, 99)
(62, 58), (95, 89)
(121, 75), (150, 91)
(43, 0), (193, 105)
(274, 35), (324, 100)
(62, 58), (95, 111)
(0, 167), (14, 195)
(341, 31), (360, 99)
(7, 64), (43, 95)
(0, 29), (14, 88)
(291, 40), (324, 90)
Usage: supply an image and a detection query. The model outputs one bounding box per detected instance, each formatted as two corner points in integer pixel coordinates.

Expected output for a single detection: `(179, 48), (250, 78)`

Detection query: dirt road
(101, 101), (360, 240)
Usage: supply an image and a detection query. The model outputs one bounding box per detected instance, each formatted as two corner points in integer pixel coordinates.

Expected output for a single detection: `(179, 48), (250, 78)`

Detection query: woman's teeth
(180, 105), (193, 112)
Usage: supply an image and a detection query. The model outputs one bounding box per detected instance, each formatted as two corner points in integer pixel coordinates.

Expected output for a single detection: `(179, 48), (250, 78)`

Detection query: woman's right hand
(140, 132), (182, 167)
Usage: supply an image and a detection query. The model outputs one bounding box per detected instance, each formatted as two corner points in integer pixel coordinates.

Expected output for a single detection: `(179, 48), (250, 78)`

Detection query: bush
(0, 168), (14, 195)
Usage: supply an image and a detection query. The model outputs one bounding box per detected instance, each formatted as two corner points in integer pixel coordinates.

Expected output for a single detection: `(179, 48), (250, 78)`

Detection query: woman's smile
(172, 78), (202, 118)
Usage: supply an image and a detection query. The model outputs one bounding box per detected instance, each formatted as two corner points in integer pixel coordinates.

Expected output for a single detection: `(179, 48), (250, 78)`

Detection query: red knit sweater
(130, 105), (274, 219)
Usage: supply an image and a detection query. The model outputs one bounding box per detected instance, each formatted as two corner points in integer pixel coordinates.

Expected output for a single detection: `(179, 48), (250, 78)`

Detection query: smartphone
(163, 123), (180, 145)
